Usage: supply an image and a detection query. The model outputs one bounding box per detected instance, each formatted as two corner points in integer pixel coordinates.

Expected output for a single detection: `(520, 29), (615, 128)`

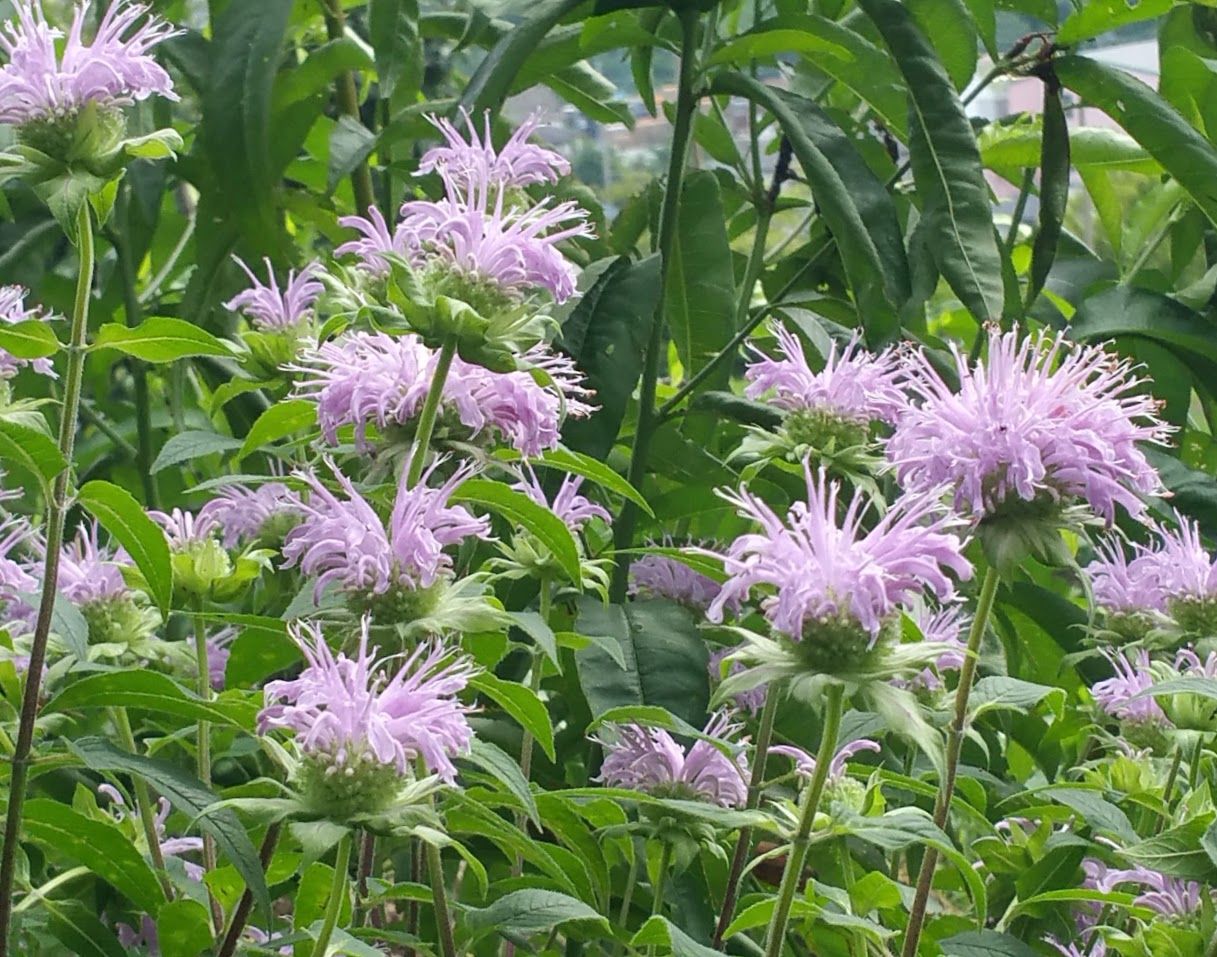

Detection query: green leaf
(463, 738), (540, 827)
(71, 737), (271, 923)
(272, 38), (374, 110)
(1025, 78), (1069, 310)
(224, 617), (298, 688)
(463, 889), (607, 940)
(709, 72), (909, 343)
(328, 115), (378, 195)
(1038, 787), (1137, 842)
(44, 671), (256, 728)
(370, 0), (421, 100)
(23, 799), (166, 915)
(631, 916), (719, 957)
(560, 254), (661, 459)
(155, 899), (213, 957)
(236, 399), (317, 462)
(858, 0), (1004, 324)
(452, 479), (581, 585)
(151, 430), (242, 473)
(77, 480), (172, 618)
(0, 419), (67, 488)
(50, 592), (89, 659)
(459, 0), (587, 113)
(510, 610), (559, 667)
(533, 448), (652, 516)
(970, 676), (1064, 717)
(1014, 842), (1085, 901)
(0, 319), (60, 359)
(665, 170), (736, 395)
(574, 598), (710, 727)
(1055, 55), (1217, 228)
(470, 672), (555, 762)
(45, 901), (128, 957)
(941, 930), (1041, 957)
(980, 121), (1157, 176)
(908, 0), (977, 91)
(1122, 815), (1217, 881)
(1057, 0), (1174, 45)
(1070, 285), (1217, 365)
(92, 318), (233, 363)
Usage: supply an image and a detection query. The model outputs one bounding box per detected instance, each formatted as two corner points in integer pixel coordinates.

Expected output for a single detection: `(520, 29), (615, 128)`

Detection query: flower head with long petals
(417, 110), (569, 190)
(1092, 649), (1168, 737)
(58, 521), (129, 606)
(513, 466), (609, 531)
(630, 551), (723, 614)
(595, 711), (749, 808)
(772, 738), (880, 786)
(198, 481), (304, 548)
(0, 518), (37, 626)
(888, 327), (1169, 526)
(225, 258), (323, 332)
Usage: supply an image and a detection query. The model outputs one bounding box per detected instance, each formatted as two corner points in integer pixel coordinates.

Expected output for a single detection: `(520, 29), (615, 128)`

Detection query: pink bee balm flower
(0, 517), (37, 623)
(707, 462), (971, 642)
(1091, 649), (1167, 726)
(630, 552), (723, 613)
(1085, 858), (1205, 919)
(206, 627), (237, 691)
(595, 711), (749, 808)
(291, 331), (593, 455)
(57, 521), (130, 606)
(283, 457), (489, 604)
(225, 258), (324, 332)
(512, 466), (609, 531)
(771, 738), (881, 783)
(259, 618), (477, 783)
(1085, 535), (1169, 616)
(888, 327), (1170, 524)
(745, 325), (907, 426)
(150, 507), (220, 549)
(0, 0), (179, 126)
(417, 110), (570, 190)
(198, 480), (304, 548)
(1152, 514), (1217, 605)
(336, 205), (409, 276)
(0, 285), (55, 378)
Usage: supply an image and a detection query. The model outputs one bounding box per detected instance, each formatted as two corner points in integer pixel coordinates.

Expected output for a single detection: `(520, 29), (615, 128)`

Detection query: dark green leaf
(1057, 0), (1173, 45)
(370, 0), (421, 100)
(1123, 816), (1217, 881)
(236, 399), (317, 462)
(463, 738), (541, 827)
(908, 0), (977, 91)
(1039, 787), (1137, 842)
(631, 916), (720, 957)
(151, 430), (242, 473)
(1014, 843), (1085, 901)
(156, 899), (213, 957)
(470, 672), (555, 762)
(44, 671), (256, 728)
(92, 318), (233, 363)
(45, 901), (128, 957)
(941, 930), (1041, 957)
(534, 448), (652, 516)
(328, 116), (378, 195)
(463, 889), (607, 940)
(0, 319), (60, 359)
(0, 419), (67, 488)
(77, 480), (172, 617)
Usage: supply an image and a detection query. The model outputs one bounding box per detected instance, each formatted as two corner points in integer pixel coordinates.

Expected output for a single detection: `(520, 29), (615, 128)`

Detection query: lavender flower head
(259, 618), (477, 814)
(708, 646), (766, 715)
(1086, 535), (1168, 616)
(292, 330), (593, 455)
(513, 466), (609, 531)
(0, 0), (179, 127)
(0, 517), (37, 627)
(1091, 649), (1169, 747)
(206, 627), (237, 691)
(1086, 858), (1205, 920)
(198, 480), (304, 548)
(150, 507), (221, 549)
(283, 457), (489, 615)
(772, 738), (881, 784)
(707, 461), (971, 672)
(417, 110), (570, 190)
(0, 285), (55, 379)
(630, 551), (723, 614)
(888, 327), (1170, 525)
(57, 521), (130, 606)
(595, 711), (749, 809)
(225, 257), (323, 332)
(745, 325), (907, 433)
(895, 603), (969, 692)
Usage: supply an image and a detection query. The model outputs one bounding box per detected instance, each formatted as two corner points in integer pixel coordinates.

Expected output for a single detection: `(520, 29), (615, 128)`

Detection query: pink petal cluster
(630, 552), (723, 613)
(150, 507), (221, 549)
(1152, 515), (1217, 604)
(337, 112), (590, 302)
(198, 480), (304, 548)
(707, 462), (971, 640)
(283, 458), (489, 602)
(57, 521), (130, 606)
(513, 466), (609, 531)
(1084, 535), (1169, 616)
(292, 331), (593, 455)
(0, 517), (38, 622)
(595, 711), (749, 808)
(744, 325), (907, 425)
(0, 285), (55, 378)
(896, 604), (969, 692)
(259, 618), (477, 782)
(1085, 857), (1205, 919)
(1091, 649), (1166, 726)
(770, 738), (881, 783)
(225, 258), (323, 332)
(887, 327), (1170, 523)
(0, 0), (179, 126)
(206, 626), (237, 691)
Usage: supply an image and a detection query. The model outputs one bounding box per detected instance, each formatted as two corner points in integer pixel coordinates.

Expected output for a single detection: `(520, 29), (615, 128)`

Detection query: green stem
(114, 225), (159, 507)
(406, 334), (458, 487)
(901, 565), (1001, 957)
(609, 7), (701, 602)
(426, 843), (458, 957)
(323, 0), (376, 215)
(309, 833), (353, 957)
(1002, 168), (1035, 255)
(651, 842), (673, 918)
(191, 601), (222, 932)
(110, 708), (172, 897)
(11, 867), (89, 914)
(512, 576), (552, 882)
(762, 683), (845, 957)
(0, 202), (95, 957)
(616, 848), (641, 946)
(713, 690), (779, 949)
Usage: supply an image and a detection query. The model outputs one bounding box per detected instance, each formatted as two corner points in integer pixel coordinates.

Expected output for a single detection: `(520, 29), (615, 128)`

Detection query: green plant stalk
(609, 7), (701, 602)
(651, 841), (673, 918)
(11, 867), (89, 915)
(406, 334), (459, 487)
(114, 225), (159, 507)
(901, 565), (1001, 957)
(217, 824), (281, 957)
(713, 689), (778, 949)
(309, 832), (353, 957)
(191, 601), (223, 932)
(427, 843), (459, 957)
(110, 707), (172, 896)
(0, 203), (95, 956)
(323, 0), (376, 215)
(512, 575), (552, 878)
(762, 683), (844, 957)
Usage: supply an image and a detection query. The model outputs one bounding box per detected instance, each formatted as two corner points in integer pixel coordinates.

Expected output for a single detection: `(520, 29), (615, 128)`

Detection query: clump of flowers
(291, 331), (594, 456)
(151, 507), (270, 602)
(1092, 649), (1171, 750)
(771, 738), (880, 812)
(744, 325), (906, 450)
(57, 522), (157, 652)
(283, 457), (489, 622)
(258, 617), (477, 818)
(888, 326), (1170, 568)
(594, 711), (749, 809)
(0, 285), (55, 387)
(707, 461), (971, 678)
(226, 257), (324, 373)
(199, 479), (304, 548)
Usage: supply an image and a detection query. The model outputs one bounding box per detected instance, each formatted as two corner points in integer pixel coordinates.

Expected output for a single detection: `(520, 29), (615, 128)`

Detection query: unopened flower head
(708, 462), (971, 673)
(259, 618), (477, 815)
(772, 738), (880, 811)
(417, 110), (570, 191)
(888, 327), (1169, 526)
(0, 285), (55, 380)
(283, 457), (489, 620)
(745, 326), (907, 447)
(151, 508), (236, 599)
(512, 466), (609, 531)
(0, 1), (179, 128)
(225, 257), (323, 333)
(595, 711), (749, 809)
(292, 331), (593, 455)
(707, 646), (766, 715)
(198, 480), (304, 548)
(630, 550), (723, 614)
